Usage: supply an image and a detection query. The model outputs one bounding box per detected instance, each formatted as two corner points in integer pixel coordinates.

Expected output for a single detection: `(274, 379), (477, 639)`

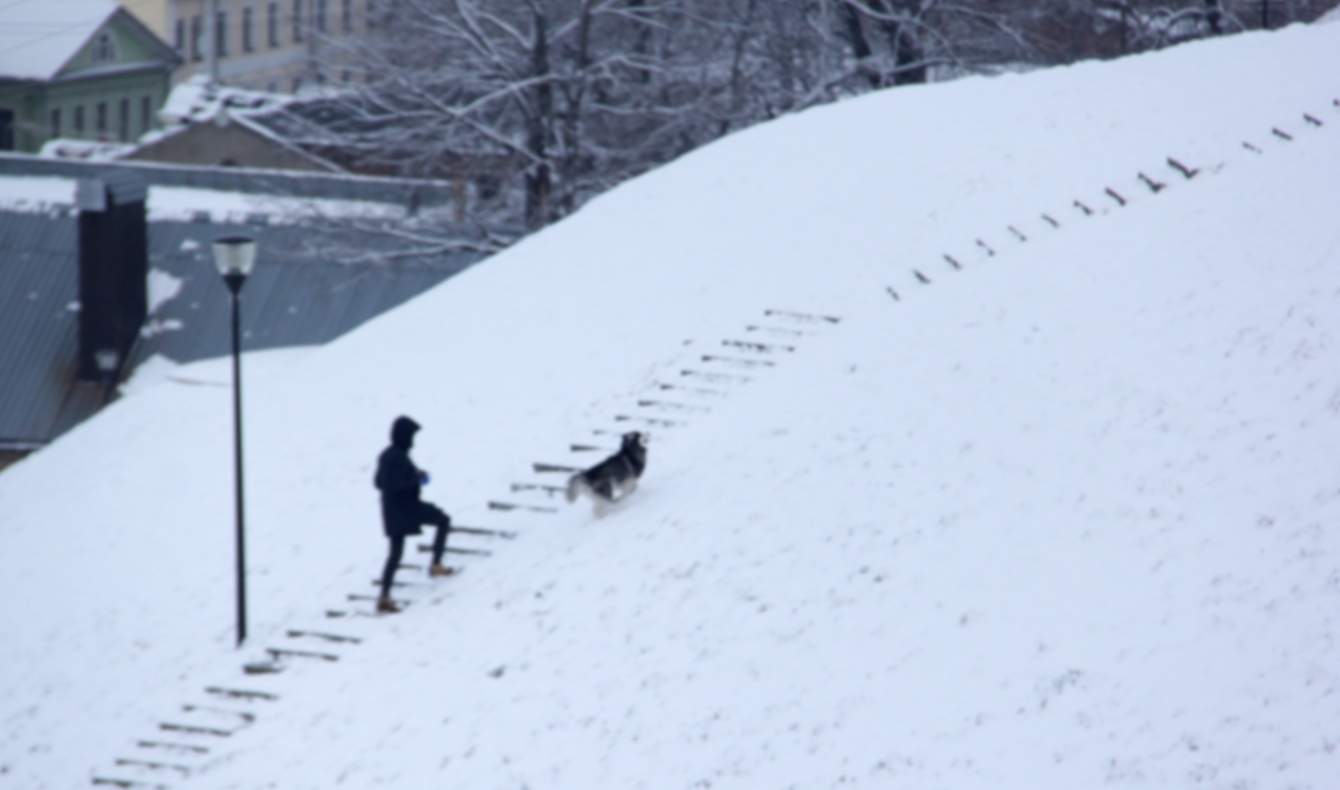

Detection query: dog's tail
(565, 472), (586, 503)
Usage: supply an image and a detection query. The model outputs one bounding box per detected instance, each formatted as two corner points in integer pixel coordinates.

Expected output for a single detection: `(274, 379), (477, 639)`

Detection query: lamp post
(213, 236), (256, 648)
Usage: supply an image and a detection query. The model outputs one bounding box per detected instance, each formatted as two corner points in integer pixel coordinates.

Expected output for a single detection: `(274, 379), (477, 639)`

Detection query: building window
(293, 0), (304, 42)
(267, 2), (279, 47)
(340, 0), (351, 33)
(242, 6), (255, 51)
(50, 108), (62, 138)
(366, 0), (376, 29)
(95, 102), (108, 138)
(191, 15), (203, 61)
(118, 98), (130, 141)
(141, 96), (152, 133)
(292, 74), (302, 93)
(174, 19), (185, 52)
(73, 105), (84, 136)
(92, 32), (118, 63)
(216, 10), (229, 56)
(315, 0), (327, 33)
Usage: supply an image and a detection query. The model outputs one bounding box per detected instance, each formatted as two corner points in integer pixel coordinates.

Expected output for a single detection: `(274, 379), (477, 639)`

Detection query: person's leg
(380, 534), (405, 600)
(421, 502), (452, 572)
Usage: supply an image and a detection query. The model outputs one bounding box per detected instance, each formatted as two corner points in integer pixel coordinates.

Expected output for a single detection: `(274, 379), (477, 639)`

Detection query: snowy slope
(2, 22), (1339, 790)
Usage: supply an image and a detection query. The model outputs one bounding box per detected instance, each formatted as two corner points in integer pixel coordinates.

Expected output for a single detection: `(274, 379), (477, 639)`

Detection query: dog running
(565, 432), (649, 517)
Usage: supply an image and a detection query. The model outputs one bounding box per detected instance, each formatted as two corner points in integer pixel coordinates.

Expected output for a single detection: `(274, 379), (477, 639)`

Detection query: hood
(390, 416), (421, 449)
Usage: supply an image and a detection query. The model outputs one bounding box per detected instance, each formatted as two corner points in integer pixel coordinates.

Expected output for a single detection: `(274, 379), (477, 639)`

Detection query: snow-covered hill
(2, 22), (1339, 790)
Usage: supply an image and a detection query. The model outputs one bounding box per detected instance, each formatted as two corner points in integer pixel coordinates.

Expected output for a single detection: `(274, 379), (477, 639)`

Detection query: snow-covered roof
(0, 0), (120, 80)
(156, 74), (297, 127)
(0, 174), (77, 213)
(139, 76), (347, 172)
(38, 137), (137, 162)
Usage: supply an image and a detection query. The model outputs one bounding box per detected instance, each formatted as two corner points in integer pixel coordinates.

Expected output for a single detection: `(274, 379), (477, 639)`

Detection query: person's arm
(377, 450), (421, 493)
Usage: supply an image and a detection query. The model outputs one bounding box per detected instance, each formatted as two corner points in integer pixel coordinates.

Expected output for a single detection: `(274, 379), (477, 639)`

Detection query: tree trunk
(839, 2), (883, 88)
(525, 10), (553, 230)
(557, 0), (594, 217)
(870, 0), (925, 85)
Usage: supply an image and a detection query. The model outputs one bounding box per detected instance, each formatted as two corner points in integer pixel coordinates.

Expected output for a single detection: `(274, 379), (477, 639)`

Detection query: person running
(373, 415), (453, 613)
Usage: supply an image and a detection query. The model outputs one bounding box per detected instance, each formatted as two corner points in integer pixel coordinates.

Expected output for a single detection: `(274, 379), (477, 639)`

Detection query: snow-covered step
(745, 324), (813, 337)
(612, 413), (686, 428)
(720, 338), (795, 353)
(90, 773), (172, 789)
(678, 368), (751, 384)
(698, 353), (775, 368)
(265, 646), (339, 664)
(133, 740), (210, 756)
(635, 399), (712, 413)
(532, 462), (582, 474)
(413, 544), (492, 557)
(509, 481), (566, 496)
(447, 525), (518, 539)
(486, 499), (558, 513)
(286, 630), (362, 645)
(762, 308), (841, 324)
(202, 686), (279, 703)
(654, 381), (728, 397)
(111, 756), (193, 779)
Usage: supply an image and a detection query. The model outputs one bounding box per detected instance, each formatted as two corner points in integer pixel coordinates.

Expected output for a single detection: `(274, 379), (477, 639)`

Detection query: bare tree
(323, 0), (729, 230)
(304, 0), (1337, 249)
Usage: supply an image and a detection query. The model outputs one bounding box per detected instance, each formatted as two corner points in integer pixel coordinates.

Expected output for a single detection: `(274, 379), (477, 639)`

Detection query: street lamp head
(213, 236), (257, 293)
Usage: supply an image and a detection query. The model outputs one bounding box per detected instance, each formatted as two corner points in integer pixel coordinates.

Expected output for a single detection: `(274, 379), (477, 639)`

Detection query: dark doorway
(0, 108), (15, 150)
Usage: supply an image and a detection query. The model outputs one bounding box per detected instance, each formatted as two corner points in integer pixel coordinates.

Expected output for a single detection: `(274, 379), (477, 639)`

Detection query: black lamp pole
(213, 237), (256, 648)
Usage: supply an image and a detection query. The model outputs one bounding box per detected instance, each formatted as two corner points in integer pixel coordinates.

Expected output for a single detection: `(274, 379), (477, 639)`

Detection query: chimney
(75, 172), (148, 382)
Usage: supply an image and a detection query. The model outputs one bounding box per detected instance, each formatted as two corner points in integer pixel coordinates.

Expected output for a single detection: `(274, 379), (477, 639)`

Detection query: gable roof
(0, 0), (175, 82)
(127, 76), (347, 173)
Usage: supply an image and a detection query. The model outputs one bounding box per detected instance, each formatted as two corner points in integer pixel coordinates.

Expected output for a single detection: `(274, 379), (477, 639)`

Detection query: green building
(0, 0), (180, 153)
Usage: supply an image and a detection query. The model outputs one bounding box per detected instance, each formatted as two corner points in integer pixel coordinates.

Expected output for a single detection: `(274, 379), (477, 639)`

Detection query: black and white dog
(566, 432), (648, 517)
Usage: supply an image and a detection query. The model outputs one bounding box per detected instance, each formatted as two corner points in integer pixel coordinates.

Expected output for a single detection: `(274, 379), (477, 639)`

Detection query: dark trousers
(380, 502), (451, 598)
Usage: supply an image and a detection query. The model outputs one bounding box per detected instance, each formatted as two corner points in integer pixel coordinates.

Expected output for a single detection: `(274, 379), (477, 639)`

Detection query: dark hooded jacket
(375, 416), (425, 537)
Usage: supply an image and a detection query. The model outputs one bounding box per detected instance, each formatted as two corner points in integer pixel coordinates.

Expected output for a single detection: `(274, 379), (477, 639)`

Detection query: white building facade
(167, 0), (373, 92)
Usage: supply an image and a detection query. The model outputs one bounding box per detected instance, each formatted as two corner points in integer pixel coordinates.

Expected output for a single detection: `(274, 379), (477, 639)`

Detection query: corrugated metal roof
(127, 220), (474, 367)
(0, 206), (483, 449)
(0, 211), (86, 446)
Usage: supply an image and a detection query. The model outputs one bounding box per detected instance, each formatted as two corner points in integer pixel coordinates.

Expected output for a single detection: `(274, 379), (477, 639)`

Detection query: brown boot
(376, 595), (400, 614)
(428, 563), (455, 578)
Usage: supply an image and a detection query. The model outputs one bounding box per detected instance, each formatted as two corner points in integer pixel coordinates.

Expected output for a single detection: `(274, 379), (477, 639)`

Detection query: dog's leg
(612, 477), (637, 502)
